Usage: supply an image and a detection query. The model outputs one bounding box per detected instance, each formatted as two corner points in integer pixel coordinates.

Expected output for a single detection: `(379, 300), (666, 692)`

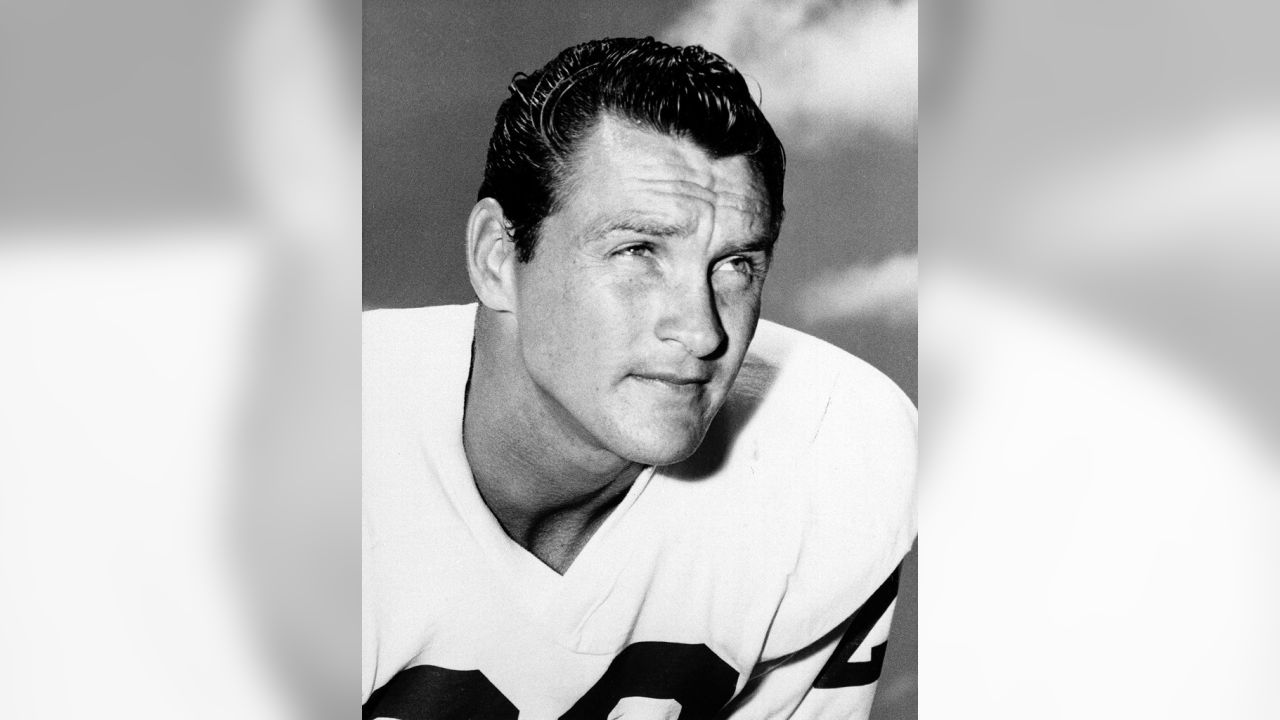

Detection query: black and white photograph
(363, 1), (918, 718)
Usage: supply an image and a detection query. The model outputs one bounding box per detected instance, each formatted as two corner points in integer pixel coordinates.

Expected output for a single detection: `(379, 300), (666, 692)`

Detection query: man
(363, 37), (916, 719)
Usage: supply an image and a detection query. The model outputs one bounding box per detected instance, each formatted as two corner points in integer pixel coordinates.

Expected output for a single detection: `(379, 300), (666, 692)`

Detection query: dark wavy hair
(477, 37), (786, 262)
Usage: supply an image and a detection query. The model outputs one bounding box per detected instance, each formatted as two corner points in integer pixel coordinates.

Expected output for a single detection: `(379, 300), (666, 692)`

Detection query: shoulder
(748, 319), (915, 435)
(363, 304), (475, 429)
(363, 304), (475, 382)
(363, 303), (475, 358)
(719, 318), (917, 481)
(733, 320), (917, 655)
(676, 318), (916, 549)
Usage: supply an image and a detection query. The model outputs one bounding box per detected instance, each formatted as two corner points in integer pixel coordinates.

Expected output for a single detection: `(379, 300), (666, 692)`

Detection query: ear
(465, 198), (519, 313)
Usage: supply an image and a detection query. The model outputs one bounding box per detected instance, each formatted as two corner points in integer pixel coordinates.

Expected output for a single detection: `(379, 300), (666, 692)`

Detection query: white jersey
(363, 304), (916, 719)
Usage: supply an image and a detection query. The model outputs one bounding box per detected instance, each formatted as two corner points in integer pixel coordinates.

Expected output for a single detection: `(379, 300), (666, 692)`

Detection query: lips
(631, 369), (713, 386)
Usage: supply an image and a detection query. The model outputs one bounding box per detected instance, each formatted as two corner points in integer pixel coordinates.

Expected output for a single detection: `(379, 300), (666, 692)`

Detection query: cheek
(715, 289), (763, 341)
(588, 268), (664, 325)
(523, 273), (648, 372)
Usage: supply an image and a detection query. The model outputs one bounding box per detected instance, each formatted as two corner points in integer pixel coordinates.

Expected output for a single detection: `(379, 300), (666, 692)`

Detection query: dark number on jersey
(362, 641), (737, 720)
(813, 564), (901, 689)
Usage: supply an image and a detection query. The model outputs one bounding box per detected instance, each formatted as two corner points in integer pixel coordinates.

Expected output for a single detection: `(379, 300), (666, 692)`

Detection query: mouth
(630, 370), (713, 388)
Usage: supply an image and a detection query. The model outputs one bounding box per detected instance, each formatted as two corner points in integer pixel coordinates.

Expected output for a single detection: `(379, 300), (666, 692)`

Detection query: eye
(711, 254), (768, 292)
(615, 242), (655, 258)
(715, 255), (758, 277)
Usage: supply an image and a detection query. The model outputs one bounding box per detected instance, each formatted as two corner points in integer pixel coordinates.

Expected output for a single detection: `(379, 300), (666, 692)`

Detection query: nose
(656, 275), (727, 359)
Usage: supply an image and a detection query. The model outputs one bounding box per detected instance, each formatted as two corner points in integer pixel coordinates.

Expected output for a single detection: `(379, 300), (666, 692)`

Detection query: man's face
(511, 115), (773, 466)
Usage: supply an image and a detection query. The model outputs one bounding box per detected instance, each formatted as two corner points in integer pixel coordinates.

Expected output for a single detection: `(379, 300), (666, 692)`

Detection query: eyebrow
(584, 213), (693, 241)
(721, 236), (776, 256)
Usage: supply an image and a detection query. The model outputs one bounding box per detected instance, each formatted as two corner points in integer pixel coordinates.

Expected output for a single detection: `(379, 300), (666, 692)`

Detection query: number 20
(362, 642), (737, 720)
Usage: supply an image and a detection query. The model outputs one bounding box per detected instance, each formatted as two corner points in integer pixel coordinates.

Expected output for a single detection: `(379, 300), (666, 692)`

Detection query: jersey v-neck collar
(425, 304), (656, 648)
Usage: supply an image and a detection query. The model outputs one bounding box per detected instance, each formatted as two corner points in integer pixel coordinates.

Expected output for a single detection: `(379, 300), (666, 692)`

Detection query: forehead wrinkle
(629, 178), (767, 218)
(629, 155), (752, 191)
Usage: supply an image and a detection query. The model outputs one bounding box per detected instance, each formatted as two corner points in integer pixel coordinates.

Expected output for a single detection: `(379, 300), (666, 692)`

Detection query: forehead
(556, 115), (770, 235)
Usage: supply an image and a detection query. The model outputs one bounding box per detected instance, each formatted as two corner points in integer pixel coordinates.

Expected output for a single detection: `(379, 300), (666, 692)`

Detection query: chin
(614, 423), (709, 466)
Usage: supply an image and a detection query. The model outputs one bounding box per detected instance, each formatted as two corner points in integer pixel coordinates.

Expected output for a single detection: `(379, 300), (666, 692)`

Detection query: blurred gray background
(364, 1), (918, 718)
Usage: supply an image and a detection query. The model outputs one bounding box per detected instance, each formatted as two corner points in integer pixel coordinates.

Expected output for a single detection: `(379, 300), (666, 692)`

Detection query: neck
(463, 306), (644, 572)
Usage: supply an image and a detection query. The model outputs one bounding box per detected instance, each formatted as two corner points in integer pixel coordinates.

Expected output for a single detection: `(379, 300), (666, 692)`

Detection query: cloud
(796, 252), (917, 325)
(665, 0), (917, 144)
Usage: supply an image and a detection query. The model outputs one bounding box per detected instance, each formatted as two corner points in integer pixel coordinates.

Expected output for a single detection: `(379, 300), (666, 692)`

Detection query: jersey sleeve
(722, 564), (903, 719)
(742, 352), (917, 717)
